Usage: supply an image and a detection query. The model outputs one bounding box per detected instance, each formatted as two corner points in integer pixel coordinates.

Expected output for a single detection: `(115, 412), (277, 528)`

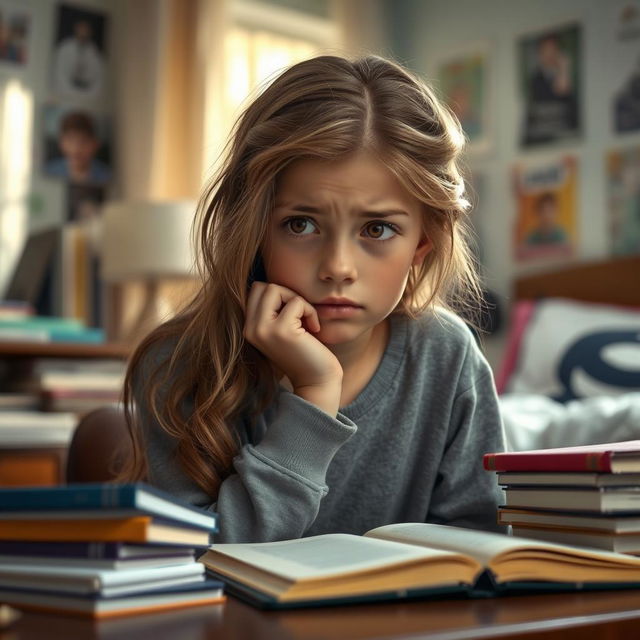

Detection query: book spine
(483, 451), (613, 472)
(0, 485), (132, 510)
(0, 518), (148, 543)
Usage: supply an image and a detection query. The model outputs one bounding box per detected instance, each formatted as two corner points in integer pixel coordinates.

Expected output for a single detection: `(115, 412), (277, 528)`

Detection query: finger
(277, 295), (321, 333)
(245, 282), (267, 332)
(257, 284), (301, 322)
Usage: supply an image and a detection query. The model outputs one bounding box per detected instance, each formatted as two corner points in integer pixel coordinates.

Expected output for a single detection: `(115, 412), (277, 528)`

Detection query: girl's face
(262, 149), (432, 346)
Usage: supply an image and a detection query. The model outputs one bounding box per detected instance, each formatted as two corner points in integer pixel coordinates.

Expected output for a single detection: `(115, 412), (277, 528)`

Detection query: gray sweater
(139, 310), (506, 543)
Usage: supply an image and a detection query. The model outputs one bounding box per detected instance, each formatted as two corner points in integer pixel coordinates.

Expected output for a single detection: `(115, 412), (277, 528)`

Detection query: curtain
(113, 0), (223, 201)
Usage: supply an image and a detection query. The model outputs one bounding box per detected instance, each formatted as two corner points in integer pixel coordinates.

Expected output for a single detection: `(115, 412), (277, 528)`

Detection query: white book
(511, 526), (640, 555)
(498, 509), (640, 533)
(504, 486), (640, 512)
(0, 561), (205, 596)
(0, 412), (77, 428)
(0, 553), (194, 571)
(498, 472), (640, 487)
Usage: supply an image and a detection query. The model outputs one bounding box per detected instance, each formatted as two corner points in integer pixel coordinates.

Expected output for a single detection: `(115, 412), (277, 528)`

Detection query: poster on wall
(606, 146), (640, 255)
(437, 45), (491, 153)
(0, 0), (30, 67)
(518, 23), (582, 147)
(512, 156), (578, 261)
(50, 3), (108, 103)
(41, 103), (112, 185)
(613, 2), (640, 133)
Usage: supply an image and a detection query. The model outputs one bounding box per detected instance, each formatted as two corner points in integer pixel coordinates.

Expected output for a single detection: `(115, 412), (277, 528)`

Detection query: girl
(121, 54), (506, 543)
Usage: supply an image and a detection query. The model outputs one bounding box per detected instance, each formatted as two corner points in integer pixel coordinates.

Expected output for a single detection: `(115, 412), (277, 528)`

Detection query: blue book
(0, 541), (202, 560)
(48, 327), (105, 343)
(0, 316), (85, 330)
(0, 318), (105, 344)
(0, 483), (217, 533)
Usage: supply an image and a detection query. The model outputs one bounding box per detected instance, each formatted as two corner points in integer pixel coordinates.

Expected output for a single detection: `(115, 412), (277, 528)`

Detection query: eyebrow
(283, 205), (409, 218)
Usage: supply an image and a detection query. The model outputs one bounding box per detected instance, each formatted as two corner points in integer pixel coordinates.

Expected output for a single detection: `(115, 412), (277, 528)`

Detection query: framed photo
(512, 156), (578, 261)
(41, 103), (112, 185)
(612, 2), (640, 134)
(0, 0), (31, 67)
(50, 3), (108, 102)
(518, 22), (582, 147)
(437, 43), (491, 154)
(606, 146), (640, 255)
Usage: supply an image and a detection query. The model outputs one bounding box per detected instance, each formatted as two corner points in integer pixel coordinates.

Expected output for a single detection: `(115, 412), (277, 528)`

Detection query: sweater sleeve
(136, 361), (357, 543)
(426, 348), (507, 534)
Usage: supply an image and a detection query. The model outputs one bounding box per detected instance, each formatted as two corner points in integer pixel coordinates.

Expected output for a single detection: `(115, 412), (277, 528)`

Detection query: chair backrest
(65, 406), (130, 483)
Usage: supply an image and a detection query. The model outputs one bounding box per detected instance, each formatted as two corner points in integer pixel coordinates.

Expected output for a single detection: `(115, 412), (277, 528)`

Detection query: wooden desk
(9, 589), (640, 640)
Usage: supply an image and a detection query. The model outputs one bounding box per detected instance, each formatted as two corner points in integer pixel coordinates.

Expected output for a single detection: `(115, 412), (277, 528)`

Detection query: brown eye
(286, 217), (314, 234)
(367, 223), (385, 239)
(364, 222), (396, 240)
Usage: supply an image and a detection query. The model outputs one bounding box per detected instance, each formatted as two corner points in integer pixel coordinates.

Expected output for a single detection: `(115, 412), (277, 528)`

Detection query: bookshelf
(0, 342), (130, 359)
(0, 341), (130, 486)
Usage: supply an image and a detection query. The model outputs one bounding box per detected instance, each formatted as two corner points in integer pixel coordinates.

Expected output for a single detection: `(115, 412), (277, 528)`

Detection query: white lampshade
(101, 200), (197, 282)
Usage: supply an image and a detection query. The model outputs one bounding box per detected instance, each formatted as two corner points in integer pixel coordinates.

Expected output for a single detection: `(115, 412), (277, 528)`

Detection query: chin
(314, 322), (369, 346)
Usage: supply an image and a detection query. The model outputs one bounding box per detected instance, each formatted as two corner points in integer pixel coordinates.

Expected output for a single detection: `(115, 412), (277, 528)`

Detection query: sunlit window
(223, 26), (318, 123)
(202, 0), (337, 177)
(0, 80), (33, 296)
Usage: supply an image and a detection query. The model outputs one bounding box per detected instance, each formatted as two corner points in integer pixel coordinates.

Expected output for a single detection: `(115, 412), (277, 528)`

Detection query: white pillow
(505, 298), (640, 401)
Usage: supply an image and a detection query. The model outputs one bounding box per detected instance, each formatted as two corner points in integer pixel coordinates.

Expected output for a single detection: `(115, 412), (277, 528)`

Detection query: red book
(483, 441), (640, 473)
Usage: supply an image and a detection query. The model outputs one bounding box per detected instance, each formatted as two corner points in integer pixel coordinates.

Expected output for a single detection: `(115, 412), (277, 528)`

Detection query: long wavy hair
(118, 54), (480, 496)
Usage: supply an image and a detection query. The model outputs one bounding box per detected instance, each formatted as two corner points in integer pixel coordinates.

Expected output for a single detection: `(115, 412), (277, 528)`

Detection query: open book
(199, 523), (640, 608)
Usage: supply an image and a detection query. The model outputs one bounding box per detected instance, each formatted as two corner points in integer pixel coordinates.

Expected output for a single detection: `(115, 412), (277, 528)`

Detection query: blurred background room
(0, 0), (639, 485)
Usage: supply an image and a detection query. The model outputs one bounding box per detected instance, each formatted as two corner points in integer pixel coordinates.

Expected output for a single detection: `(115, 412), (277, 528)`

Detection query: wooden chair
(65, 406), (130, 483)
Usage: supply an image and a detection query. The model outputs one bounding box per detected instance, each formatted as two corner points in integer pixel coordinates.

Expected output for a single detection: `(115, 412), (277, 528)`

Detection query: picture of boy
(44, 109), (111, 185)
(526, 191), (568, 246)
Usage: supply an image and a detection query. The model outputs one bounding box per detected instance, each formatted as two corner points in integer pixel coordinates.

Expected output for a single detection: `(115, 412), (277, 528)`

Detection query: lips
(313, 299), (363, 319)
(315, 298), (362, 307)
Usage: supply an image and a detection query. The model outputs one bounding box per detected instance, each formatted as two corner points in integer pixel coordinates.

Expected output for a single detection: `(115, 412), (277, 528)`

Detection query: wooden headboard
(514, 256), (640, 307)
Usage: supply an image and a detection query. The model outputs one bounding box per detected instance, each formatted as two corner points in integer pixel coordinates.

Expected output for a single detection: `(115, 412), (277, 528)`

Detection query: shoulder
(404, 307), (476, 351)
(398, 308), (491, 382)
(45, 158), (67, 177)
(89, 160), (111, 183)
(130, 332), (180, 393)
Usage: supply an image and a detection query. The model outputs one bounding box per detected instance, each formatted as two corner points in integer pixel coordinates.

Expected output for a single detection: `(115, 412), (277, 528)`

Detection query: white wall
(384, 0), (640, 368)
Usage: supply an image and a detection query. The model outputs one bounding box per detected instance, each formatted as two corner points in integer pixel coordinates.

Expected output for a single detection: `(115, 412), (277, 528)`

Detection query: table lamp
(101, 200), (198, 344)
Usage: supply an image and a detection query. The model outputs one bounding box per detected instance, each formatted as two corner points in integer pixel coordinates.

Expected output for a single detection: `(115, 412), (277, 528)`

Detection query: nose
(318, 238), (358, 283)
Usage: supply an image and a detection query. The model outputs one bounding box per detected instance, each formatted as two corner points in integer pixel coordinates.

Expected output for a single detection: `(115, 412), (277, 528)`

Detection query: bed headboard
(514, 256), (640, 307)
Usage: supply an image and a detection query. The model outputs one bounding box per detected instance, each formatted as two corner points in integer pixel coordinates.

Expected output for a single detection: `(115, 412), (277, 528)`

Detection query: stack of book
(0, 355), (125, 419)
(0, 483), (224, 618)
(34, 358), (125, 414)
(484, 440), (640, 554)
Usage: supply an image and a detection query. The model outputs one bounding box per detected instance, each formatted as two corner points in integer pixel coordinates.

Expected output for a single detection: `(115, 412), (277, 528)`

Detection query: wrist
(294, 378), (342, 417)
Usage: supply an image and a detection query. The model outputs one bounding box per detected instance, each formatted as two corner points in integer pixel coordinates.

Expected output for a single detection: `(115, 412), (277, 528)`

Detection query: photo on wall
(0, 0), (31, 67)
(50, 3), (108, 103)
(512, 156), (578, 261)
(606, 146), (640, 255)
(437, 44), (491, 153)
(612, 2), (640, 134)
(518, 22), (582, 147)
(41, 103), (112, 185)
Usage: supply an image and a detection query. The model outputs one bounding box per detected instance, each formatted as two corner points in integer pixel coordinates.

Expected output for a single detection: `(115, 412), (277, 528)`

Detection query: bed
(494, 255), (640, 452)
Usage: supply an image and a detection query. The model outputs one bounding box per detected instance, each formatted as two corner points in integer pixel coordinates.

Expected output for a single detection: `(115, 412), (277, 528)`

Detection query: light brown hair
(119, 54), (480, 495)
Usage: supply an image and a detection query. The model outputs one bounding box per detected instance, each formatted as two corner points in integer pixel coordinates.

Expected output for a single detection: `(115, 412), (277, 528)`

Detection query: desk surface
(9, 589), (640, 640)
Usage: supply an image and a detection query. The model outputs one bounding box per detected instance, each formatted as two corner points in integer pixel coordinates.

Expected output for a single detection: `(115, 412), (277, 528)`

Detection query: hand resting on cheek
(243, 281), (343, 416)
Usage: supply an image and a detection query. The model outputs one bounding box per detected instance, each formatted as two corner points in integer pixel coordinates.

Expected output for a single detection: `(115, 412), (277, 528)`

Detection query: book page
(206, 533), (465, 581)
(364, 523), (551, 565)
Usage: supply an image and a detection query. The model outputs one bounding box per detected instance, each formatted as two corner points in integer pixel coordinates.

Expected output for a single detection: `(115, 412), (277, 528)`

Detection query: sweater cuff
(255, 391), (357, 485)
